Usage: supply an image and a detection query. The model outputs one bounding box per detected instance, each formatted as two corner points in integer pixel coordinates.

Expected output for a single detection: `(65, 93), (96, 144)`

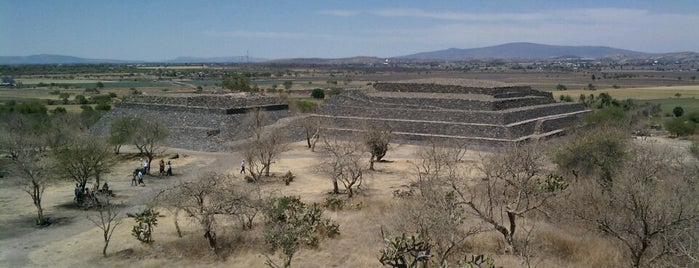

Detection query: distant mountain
(269, 56), (382, 65)
(168, 56), (267, 63)
(0, 54), (135, 65)
(401, 42), (647, 60)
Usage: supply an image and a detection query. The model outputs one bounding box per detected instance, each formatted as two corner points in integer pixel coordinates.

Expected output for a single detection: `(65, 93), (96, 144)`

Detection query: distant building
(1, 76), (16, 87)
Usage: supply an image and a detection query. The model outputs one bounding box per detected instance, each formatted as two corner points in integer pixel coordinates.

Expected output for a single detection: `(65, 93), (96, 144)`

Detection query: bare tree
(54, 137), (114, 191)
(321, 137), (366, 197)
(566, 143), (699, 267)
(243, 108), (289, 180)
(164, 172), (258, 251)
(452, 143), (568, 253)
(2, 131), (53, 225)
(133, 119), (169, 174)
(87, 192), (123, 256)
(298, 116), (322, 151)
(391, 141), (483, 266)
(244, 130), (289, 180)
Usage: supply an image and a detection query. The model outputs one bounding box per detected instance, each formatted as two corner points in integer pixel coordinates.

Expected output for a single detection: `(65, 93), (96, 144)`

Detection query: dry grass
(552, 85), (699, 100)
(0, 141), (676, 267)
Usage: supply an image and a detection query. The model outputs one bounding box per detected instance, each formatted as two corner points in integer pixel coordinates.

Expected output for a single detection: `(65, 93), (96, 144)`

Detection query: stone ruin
(90, 93), (292, 152)
(90, 79), (590, 152)
(312, 79), (591, 147)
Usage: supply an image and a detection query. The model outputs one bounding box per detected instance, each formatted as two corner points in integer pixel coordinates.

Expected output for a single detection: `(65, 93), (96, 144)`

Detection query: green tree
(108, 115), (142, 154)
(222, 73), (250, 91)
(553, 126), (627, 187)
(673, 106), (685, 117)
(364, 126), (392, 170)
(556, 84), (567, 91)
(665, 117), (697, 136)
(311, 88), (325, 99)
(54, 137), (114, 191)
(96, 81), (104, 89)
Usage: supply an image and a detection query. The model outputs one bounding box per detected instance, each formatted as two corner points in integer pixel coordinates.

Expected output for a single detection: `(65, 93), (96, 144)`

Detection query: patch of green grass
(644, 98), (699, 116)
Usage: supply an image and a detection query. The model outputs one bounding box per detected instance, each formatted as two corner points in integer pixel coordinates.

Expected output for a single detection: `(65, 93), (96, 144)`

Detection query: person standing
(159, 159), (165, 175)
(143, 160), (150, 175)
(240, 160), (246, 174)
(166, 161), (173, 176)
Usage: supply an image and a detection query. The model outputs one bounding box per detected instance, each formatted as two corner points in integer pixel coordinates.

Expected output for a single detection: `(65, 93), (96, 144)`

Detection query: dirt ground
(2, 137), (692, 267)
(1, 141), (477, 267)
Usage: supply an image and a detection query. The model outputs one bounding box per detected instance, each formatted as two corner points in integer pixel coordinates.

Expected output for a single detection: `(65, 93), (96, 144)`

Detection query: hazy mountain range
(400, 42), (647, 60)
(1, 43), (697, 65)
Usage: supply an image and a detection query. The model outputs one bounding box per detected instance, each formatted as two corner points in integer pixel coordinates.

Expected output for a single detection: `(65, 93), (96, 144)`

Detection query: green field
(645, 98), (699, 116)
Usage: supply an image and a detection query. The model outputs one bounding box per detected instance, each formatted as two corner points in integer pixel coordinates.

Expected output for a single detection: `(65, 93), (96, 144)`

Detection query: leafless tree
(452, 143), (568, 253)
(244, 130), (289, 180)
(243, 108), (289, 180)
(320, 137), (366, 197)
(298, 116), (322, 151)
(392, 141), (483, 266)
(133, 119), (169, 174)
(163, 172), (260, 251)
(2, 130), (53, 225)
(87, 192), (123, 256)
(566, 143), (699, 267)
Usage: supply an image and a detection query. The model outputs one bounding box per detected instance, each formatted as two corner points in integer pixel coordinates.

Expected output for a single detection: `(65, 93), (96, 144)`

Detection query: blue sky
(1, 0), (698, 61)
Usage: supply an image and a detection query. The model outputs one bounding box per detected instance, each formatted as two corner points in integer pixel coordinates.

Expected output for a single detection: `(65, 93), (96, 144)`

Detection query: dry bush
(565, 142), (699, 267)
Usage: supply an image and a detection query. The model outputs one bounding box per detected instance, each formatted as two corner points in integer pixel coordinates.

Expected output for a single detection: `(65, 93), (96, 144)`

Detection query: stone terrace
(313, 80), (590, 146)
(90, 93), (292, 152)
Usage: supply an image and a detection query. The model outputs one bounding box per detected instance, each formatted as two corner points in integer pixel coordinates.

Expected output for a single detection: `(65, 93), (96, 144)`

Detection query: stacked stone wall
(319, 116), (511, 139)
(314, 83), (589, 145)
(502, 103), (587, 124)
(317, 105), (504, 124)
(374, 83), (553, 99)
(123, 94), (284, 109)
(90, 94), (293, 152)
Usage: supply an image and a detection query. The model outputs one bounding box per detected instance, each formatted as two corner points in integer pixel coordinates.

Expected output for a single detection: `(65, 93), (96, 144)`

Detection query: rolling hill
(401, 42), (648, 60)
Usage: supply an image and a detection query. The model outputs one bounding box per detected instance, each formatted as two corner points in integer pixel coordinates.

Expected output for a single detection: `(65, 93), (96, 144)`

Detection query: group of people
(159, 159), (173, 176)
(74, 184), (100, 208)
(132, 159), (173, 186)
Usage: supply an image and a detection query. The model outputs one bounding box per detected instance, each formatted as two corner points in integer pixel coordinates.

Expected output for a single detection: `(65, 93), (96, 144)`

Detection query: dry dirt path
(0, 146), (238, 268)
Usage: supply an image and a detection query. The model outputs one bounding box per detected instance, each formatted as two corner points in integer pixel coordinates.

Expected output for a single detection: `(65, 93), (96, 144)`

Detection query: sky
(1, 0), (698, 61)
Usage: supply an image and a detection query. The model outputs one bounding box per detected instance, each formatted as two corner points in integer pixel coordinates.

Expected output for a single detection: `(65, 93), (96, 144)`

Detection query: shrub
(323, 197), (346, 211)
(95, 103), (111, 111)
(132, 208), (159, 244)
(282, 170), (295, 185)
(295, 100), (318, 113)
(52, 107), (67, 114)
(665, 117), (697, 136)
(311, 88), (325, 99)
(74, 95), (88, 105)
(673, 106), (684, 117)
(328, 88), (342, 96)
